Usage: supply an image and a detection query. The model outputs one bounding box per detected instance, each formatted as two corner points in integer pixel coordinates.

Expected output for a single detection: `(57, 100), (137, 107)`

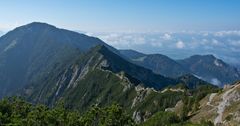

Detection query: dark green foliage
(179, 85), (220, 121)
(141, 111), (180, 126)
(189, 85), (220, 100)
(133, 91), (183, 113)
(180, 94), (191, 121)
(0, 97), (81, 125)
(225, 114), (233, 121)
(62, 69), (136, 112)
(0, 97), (135, 126)
(140, 84), (219, 125)
(80, 104), (135, 126)
(187, 85), (220, 112)
(177, 74), (212, 89)
(141, 111), (213, 126)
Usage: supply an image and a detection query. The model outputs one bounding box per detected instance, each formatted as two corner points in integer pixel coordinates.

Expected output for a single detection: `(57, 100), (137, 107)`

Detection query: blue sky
(1, 0), (240, 32)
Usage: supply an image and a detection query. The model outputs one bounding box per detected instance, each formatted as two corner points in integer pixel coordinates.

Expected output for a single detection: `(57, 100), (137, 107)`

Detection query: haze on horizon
(1, 0), (240, 65)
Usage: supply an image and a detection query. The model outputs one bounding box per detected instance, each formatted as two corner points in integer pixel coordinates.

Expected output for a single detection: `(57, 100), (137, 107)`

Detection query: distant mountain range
(120, 50), (240, 86)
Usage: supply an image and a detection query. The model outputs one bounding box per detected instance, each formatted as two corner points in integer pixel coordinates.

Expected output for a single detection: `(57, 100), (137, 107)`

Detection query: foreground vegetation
(0, 95), (216, 126)
(0, 97), (135, 126)
(142, 111), (213, 126)
(0, 85), (218, 126)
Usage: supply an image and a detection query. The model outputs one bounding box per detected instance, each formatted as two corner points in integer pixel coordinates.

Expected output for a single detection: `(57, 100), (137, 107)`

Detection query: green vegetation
(63, 69), (136, 112)
(138, 85), (217, 126)
(141, 111), (180, 126)
(142, 111), (213, 126)
(0, 97), (135, 126)
(182, 85), (220, 116)
(0, 84), (217, 126)
(0, 86), (217, 126)
(133, 90), (183, 113)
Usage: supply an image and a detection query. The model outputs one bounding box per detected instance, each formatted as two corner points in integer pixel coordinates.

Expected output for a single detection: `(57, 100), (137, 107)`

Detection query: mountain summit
(0, 22), (109, 97)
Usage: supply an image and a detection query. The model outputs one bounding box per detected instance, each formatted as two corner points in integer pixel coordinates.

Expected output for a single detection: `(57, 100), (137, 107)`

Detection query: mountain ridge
(120, 49), (240, 86)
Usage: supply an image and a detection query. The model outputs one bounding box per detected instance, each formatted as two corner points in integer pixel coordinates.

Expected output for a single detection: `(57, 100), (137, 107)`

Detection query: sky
(0, 0), (240, 65)
(0, 0), (240, 32)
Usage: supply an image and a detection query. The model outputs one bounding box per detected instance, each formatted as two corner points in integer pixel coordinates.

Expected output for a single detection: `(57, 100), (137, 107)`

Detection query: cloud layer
(176, 41), (185, 49)
(85, 31), (240, 65)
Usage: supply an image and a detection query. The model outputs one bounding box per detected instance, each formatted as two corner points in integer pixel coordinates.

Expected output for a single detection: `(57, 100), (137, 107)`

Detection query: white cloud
(200, 39), (208, 45)
(176, 40), (185, 49)
(132, 36), (146, 45)
(202, 32), (209, 36)
(151, 42), (162, 47)
(214, 30), (240, 37)
(229, 40), (240, 47)
(94, 33), (147, 47)
(212, 39), (219, 45)
(85, 32), (93, 36)
(161, 33), (172, 40)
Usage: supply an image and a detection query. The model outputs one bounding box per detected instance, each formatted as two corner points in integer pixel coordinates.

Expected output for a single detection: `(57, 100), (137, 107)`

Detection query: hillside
(188, 81), (240, 126)
(120, 50), (189, 77)
(21, 45), (197, 109)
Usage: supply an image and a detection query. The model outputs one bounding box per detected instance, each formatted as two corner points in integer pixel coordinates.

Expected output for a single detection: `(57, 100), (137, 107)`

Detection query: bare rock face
(232, 111), (240, 123)
(190, 81), (240, 126)
(132, 111), (143, 124)
(131, 85), (152, 109)
(214, 85), (240, 125)
(132, 110), (153, 124)
(131, 86), (157, 123)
